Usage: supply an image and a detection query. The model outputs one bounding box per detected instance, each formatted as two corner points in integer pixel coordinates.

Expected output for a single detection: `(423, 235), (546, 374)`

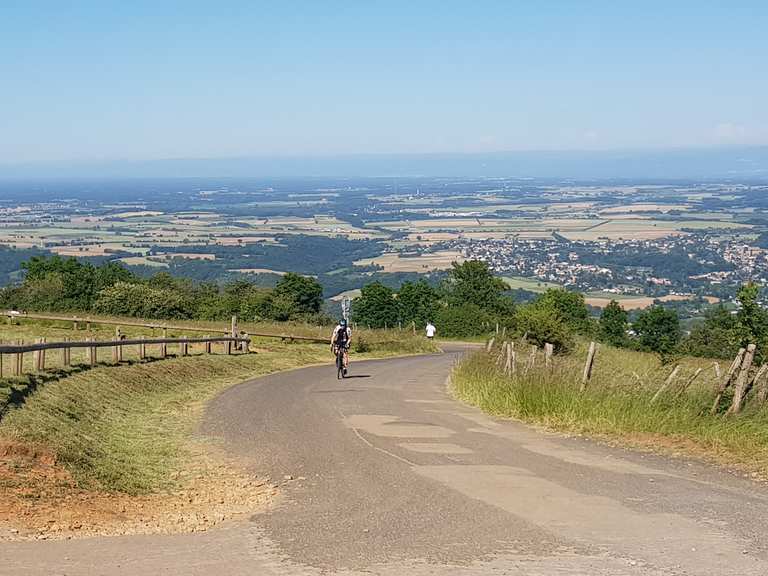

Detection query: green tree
(398, 280), (440, 328)
(680, 305), (739, 359)
(442, 260), (513, 314)
(435, 303), (493, 338)
(514, 304), (574, 353)
(352, 282), (400, 329)
(599, 300), (629, 347)
(735, 283), (768, 351)
(93, 282), (196, 319)
(632, 305), (681, 355)
(534, 288), (594, 334)
(274, 273), (323, 315)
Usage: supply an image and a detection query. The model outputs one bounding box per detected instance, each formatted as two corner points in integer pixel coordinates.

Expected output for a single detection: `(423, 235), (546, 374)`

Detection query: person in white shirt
(425, 321), (436, 340)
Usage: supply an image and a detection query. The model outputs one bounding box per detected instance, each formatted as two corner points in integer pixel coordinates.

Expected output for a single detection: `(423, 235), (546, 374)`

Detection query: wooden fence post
(527, 345), (537, 374)
(205, 336), (212, 354)
(580, 342), (597, 391)
(161, 328), (168, 358)
(14, 341), (23, 376)
(544, 343), (554, 369)
(675, 367), (703, 398)
(728, 343), (757, 415)
(748, 363), (768, 402)
(181, 336), (189, 356)
(757, 367), (768, 406)
(226, 339), (232, 355)
(38, 338), (46, 371)
(650, 365), (680, 404)
(89, 338), (97, 367)
(116, 327), (123, 362)
(504, 342), (513, 376)
(139, 340), (147, 360)
(62, 338), (70, 367)
(486, 338), (495, 352)
(34, 338), (42, 372)
(711, 347), (746, 414)
(231, 315), (238, 338)
(0, 349), (3, 379)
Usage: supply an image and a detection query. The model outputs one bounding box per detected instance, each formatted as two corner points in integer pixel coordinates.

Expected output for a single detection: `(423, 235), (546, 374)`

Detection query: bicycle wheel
(336, 353), (344, 379)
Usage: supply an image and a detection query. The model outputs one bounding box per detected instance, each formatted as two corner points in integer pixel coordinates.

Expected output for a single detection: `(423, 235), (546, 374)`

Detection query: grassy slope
(0, 319), (438, 494)
(452, 342), (768, 476)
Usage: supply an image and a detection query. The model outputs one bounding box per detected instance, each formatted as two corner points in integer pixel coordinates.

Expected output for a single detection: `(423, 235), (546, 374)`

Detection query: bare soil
(0, 439), (277, 541)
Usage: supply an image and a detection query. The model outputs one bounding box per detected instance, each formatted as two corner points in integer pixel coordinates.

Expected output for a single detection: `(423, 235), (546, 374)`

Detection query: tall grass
(452, 343), (768, 475)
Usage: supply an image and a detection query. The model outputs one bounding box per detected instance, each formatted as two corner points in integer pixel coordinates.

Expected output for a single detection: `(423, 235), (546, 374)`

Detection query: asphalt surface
(4, 346), (768, 575)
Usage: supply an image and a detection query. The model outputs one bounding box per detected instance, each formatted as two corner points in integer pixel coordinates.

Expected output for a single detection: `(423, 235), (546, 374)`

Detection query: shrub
(435, 303), (493, 338)
(514, 304), (574, 353)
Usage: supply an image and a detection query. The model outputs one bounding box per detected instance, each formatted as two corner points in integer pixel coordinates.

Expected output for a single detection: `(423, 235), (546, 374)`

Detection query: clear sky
(1, 1), (767, 164)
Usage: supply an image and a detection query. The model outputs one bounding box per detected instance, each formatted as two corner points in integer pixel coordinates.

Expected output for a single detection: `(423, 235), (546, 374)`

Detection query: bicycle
(335, 345), (348, 379)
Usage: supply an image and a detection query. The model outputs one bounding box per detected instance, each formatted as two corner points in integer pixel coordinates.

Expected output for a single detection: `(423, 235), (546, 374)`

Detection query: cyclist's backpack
(335, 327), (348, 347)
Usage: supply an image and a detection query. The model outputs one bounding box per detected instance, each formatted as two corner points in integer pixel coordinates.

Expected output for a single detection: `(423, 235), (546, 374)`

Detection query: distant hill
(2, 146), (768, 180)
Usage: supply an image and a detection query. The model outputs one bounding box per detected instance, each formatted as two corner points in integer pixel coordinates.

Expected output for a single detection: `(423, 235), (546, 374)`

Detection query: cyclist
(331, 318), (352, 374)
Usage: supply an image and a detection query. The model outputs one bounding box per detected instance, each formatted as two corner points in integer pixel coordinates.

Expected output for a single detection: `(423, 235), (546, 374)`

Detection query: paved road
(4, 348), (768, 575)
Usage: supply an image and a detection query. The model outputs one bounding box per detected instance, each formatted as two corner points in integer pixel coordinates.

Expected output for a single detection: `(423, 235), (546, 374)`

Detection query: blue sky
(1, 1), (766, 164)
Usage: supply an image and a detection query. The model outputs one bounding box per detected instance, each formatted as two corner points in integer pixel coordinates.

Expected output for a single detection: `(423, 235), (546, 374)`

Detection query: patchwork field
(583, 293), (721, 309)
(355, 250), (463, 272)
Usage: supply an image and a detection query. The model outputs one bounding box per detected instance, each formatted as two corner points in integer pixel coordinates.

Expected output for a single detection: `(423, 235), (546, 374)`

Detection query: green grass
(452, 342), (768, 476)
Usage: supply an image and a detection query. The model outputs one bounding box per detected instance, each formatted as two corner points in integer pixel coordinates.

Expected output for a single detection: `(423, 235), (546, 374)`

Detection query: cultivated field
(355, 250), (463, 272)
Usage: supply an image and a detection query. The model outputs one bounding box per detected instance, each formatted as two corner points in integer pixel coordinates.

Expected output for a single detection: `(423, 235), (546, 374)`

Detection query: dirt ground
(0, 439), (277, 541)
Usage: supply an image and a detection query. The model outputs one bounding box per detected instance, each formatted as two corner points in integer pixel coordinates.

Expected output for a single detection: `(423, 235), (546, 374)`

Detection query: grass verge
(451, 344), (768, 477)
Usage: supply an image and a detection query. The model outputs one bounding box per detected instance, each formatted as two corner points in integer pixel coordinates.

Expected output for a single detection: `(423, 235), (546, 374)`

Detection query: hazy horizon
(2, 146), (768, 181)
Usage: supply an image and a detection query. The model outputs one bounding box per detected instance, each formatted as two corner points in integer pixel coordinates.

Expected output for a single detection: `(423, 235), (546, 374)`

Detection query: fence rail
(0, 335), (251, 378)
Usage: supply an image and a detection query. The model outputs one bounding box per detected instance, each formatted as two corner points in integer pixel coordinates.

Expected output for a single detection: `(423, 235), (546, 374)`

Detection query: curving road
(4, 347), (768, 575)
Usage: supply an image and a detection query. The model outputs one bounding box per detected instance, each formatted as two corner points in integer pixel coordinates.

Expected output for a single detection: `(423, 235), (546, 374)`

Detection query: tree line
(352, 260), (767, 363)
(0, 256), (326, 322)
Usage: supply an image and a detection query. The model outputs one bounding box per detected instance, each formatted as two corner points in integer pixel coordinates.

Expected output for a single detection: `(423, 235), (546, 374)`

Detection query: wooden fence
(486, 338), (768, 415)
(0, 335), (252, 378)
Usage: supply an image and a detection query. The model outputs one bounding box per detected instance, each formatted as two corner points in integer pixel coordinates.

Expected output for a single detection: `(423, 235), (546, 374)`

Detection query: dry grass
(452, 342), (768, 477)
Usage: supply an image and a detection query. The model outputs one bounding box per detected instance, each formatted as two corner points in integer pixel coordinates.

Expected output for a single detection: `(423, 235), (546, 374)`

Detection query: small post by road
(14, 341), (23, 376)
(62, 338), (70, 367)
(580, 342), (597, 391)
(231, 315), (238, 338)
(728, 343), (757, 415)
(650, 365), (681, 404)
(544, 343), (554, 369)
(504, 342), (513, 376)
(711, 347), (745, 414)
(758, 366), (768, 406)
(675, 367), (703, 398)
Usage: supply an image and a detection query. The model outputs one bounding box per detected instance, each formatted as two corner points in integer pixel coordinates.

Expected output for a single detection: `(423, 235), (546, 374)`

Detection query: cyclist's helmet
(340, 318), (347, 327)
